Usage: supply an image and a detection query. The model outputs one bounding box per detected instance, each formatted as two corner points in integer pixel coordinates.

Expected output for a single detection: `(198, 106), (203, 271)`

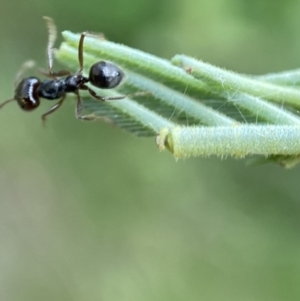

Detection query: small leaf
(55, 31), (300, 167)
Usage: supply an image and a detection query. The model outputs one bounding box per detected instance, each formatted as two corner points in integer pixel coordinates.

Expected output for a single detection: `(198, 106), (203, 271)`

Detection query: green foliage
(56, 32), (300, 166)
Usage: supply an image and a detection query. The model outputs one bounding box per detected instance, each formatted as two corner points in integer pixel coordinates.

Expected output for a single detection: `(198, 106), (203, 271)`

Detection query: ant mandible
(0, 17), (127, 124)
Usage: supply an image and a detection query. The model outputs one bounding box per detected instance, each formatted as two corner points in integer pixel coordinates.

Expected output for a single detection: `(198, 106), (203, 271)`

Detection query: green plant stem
(172, 55), (300, 108)
(81, 90), (175, 136)
(172, 55), (300, 125)
(56, 43), (236, 126)
(254, 69), (300, 86)
(158, 125), (300, 158)
(56, 31), (300, 165)
(61, 31), (216, 99)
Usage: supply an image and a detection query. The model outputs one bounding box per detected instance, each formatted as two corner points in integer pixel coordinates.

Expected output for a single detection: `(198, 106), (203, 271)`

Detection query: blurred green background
(1, 0), (300, 300)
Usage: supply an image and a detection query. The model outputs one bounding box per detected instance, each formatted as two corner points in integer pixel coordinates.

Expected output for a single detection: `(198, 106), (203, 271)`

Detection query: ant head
(89, 61), (124, 89)
(15, 77), (41, 111)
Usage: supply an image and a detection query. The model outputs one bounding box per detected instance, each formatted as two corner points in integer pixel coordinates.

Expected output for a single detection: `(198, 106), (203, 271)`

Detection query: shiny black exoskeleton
(1, 17), (125, 123)
(14, 61), (123, 111)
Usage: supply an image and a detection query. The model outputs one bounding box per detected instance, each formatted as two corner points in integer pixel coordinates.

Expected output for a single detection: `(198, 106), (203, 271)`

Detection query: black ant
(0, 17), (128, 123)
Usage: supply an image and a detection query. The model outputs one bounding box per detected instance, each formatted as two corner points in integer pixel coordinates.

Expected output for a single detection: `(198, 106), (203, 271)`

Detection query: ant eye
(89, 61), (124, 89)
(15, 78), (40, 111)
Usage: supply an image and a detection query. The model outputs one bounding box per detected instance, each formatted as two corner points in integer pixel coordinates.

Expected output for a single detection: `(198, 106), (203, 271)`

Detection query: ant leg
(75, 91), (83, 118)
(42, 17), (73, 79)
(83, 85), (151, 101)
(75, 91), (106, 121)
(14, 60), (36, 87)
(75, 88), (150, 121)
(82, 85), (126, 101)
(75, 91), (94, 120)
(77, 32), (105, 72)
(41, 95), (66, 126)
(43, 16), (57, 75)
(81, 31), (106, 40)
(78, 33), (86, 72)
(38, 68), (72, 78)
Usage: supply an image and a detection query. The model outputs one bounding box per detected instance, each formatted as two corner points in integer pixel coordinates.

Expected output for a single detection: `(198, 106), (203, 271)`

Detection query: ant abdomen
(14, 77), (40, 111)
(89, 61), (124, 89)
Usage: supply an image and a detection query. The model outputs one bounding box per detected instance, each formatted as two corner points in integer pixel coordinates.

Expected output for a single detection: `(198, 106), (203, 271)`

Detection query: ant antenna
(14, 60), (35, 87)
(0, 99), (14, 109)
(0, 60), (36, 109)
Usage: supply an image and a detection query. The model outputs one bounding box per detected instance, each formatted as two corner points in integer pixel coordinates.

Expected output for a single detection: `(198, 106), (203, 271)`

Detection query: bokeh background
(1, 0), (300, 300)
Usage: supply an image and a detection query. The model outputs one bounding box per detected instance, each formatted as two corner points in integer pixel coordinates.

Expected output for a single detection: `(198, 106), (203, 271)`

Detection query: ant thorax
(37, 78), (67, 100)
(37, 74), (88, 100)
